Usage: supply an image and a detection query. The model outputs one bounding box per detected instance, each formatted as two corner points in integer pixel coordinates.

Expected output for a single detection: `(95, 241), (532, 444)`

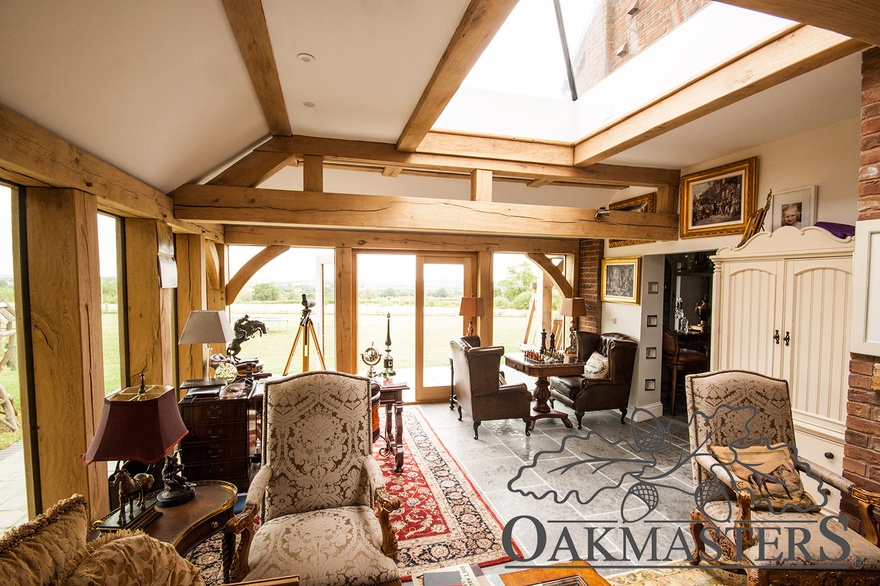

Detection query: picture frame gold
(600, 257), (641, 305)
(680, 157), (757, 239)
(609, 192), (656, 247)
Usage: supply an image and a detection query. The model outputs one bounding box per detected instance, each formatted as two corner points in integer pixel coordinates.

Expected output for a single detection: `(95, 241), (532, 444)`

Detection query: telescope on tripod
(283, 294), (326, 375)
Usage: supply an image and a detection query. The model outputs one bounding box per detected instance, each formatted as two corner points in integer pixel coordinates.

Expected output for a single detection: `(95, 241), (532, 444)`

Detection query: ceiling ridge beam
(222, 0), (291, 136)
(573, 25), (868, 166)
(173, 184), (680, 241)
(715, 0), (880, 48)
(396, 0), (519, 152)
(259, 135), (680, 187)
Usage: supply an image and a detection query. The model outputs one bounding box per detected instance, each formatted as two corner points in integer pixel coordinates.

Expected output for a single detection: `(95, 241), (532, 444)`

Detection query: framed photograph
(609, 192), (656, 247)
(601, 257), (641, 305)
(680, 157), (757, 239)
(770, 185), (817, 231)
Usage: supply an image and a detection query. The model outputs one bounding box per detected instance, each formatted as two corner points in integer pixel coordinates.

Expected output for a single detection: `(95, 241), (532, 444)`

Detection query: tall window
(97, 213), (127, 393)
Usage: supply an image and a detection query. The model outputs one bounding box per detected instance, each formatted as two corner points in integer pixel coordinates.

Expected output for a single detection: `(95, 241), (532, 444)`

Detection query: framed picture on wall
(601, 257), (641, 305)
(680, 157), (757, 239)
(770, 185), (817, 231)
(609, 193), (656, 247)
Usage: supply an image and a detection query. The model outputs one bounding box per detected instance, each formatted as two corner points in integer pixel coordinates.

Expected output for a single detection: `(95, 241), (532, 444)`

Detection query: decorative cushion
(709, 443), (815, 510)
(0, 494), (89, 586)
(54, 531), (205, 586)
(583, 351), (608, 379)
(246, 505), (399, 586)
(498, 371), (506, 386)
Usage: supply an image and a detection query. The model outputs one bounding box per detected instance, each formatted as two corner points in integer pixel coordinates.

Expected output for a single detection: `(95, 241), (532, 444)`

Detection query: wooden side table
(92, 480), (237, 556)
(372, 380), (407, 473)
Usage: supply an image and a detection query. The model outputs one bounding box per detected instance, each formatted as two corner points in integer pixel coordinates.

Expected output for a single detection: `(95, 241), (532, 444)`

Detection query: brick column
(842, 47), (880, 532)
(577, 239), (603, 333)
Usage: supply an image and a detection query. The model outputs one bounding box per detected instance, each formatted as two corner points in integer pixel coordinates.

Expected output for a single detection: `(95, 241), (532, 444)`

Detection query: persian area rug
(187, 406), (516, 584)
(605, 563), (747, 586)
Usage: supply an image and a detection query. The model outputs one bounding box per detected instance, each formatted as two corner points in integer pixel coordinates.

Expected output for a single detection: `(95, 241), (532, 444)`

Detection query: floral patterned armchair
(685, 370), (880, 585)
(224, 371), (400, 586)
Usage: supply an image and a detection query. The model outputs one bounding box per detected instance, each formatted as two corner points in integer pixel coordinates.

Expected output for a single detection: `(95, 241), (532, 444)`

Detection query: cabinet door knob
(783, 331), (791, 346)
(824, 451), (834, 460)
(773, 330), (780, 345)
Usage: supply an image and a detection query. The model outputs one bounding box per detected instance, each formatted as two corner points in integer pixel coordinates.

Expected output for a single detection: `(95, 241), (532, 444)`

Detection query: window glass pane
(97, 214), (125, 394)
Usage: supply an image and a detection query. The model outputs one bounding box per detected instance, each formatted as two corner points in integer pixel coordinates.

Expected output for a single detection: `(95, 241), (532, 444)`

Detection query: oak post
(25, 188), (109, 520)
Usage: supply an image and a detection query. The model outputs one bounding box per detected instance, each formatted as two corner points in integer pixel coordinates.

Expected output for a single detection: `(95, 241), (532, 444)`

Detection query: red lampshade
(83, 384), (188, 465)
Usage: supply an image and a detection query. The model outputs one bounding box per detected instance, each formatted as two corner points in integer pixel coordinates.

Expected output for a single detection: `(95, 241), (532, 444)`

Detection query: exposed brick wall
(572, 0), (709, 93)
(577, 239), (603, 333)
(842, 47), (880, 534)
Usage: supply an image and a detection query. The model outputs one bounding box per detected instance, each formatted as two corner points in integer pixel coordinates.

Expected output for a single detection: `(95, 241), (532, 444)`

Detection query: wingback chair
(685, 370), (880, 584)
(449, 338), (532, 439)
(224, 371), (401, 586)
(548, 331), (637, 427)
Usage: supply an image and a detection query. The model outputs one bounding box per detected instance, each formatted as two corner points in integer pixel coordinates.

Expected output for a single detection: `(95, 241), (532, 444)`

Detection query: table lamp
(179, 310), (234, 378)
(83, 374), (191, 529)
(459, 296), (484, 336)
(560, 297), (587, 360)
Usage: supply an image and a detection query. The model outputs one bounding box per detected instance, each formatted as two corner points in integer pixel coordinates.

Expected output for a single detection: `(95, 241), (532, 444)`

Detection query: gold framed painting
(680, 157), (757, 239)
(609, 192), (656, 247)
(600, 257), (641, 305)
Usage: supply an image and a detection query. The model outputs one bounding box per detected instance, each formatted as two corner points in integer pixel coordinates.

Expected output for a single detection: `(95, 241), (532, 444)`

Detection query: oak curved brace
(225, 245), (290, 303)
(526, 252), (572, 298)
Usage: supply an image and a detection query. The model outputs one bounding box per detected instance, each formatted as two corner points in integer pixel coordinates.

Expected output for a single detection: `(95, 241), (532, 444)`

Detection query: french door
(355, 252), (475, 402)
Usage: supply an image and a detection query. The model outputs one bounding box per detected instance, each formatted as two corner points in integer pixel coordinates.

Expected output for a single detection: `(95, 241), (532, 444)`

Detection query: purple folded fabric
(814, 221), (855, 238)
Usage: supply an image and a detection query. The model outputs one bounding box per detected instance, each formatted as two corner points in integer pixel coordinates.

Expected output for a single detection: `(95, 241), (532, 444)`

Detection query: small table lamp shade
(83, 384), (187, 465)
(178, 310), (234, 345)
(560, 297), (587, 318)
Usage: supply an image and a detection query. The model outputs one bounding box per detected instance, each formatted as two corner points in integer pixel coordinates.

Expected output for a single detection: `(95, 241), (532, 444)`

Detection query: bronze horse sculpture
(111, 469), (154, 525)
(226, 315), (267, 359)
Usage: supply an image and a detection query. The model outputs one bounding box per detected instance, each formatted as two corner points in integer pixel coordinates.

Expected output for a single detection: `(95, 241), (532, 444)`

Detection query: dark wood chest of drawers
(178, 394), (250, 492)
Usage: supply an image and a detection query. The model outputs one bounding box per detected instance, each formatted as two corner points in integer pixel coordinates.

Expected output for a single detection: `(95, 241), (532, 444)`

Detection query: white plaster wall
(601, 116), (860, 415)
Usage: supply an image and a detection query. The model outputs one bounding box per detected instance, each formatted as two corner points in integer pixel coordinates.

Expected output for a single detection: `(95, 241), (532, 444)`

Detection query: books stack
(418, 564), (492, 586)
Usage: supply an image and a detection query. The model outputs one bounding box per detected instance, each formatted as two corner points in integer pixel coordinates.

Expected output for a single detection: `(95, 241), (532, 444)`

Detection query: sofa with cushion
(548, 331), (637, 427)
(0, 493), (298, 586)
(0, 494), (205, 586)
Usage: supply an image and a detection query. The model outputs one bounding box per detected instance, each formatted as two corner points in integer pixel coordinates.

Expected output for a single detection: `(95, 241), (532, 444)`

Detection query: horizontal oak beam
(574, 26), (867, 166)
(224, 225), (581, 254)
(173, 184), (680, 241)
(715, 0), (880, 48)
(260, 135), (680, 187)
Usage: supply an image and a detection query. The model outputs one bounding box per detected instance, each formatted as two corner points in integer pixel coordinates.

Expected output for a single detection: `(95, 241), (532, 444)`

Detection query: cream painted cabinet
(710, 226), (854, 498)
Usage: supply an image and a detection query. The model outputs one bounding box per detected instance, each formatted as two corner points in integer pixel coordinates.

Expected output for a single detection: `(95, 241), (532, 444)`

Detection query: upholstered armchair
(548, 331), (637, 427)
(449, 337), (532, 439)
(685, 370), (880, 584)
(224, 371), (401, 586)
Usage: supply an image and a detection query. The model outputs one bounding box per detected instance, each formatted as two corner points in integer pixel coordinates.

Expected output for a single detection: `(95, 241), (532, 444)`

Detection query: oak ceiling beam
(396, 0), (519, 152)
(224, 225), (580, 254)
(221, 0), (291, 136)
(208, 149), (297, 187)
(260, 135), (680, 187)
(418, 131), (573, 166)
(573, 26), (867, 166)
(0, 105), (221, 240)
(173, 184), (680, 241)
(716, 0), (880, 48)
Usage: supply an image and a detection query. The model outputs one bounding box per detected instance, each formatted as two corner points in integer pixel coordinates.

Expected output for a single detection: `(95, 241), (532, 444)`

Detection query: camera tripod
(283, 296), (326, 375)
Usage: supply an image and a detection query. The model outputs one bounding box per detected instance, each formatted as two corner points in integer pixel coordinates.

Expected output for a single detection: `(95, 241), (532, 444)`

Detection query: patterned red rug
(187, 407), (516, 584)
(379, 407), (518, 580)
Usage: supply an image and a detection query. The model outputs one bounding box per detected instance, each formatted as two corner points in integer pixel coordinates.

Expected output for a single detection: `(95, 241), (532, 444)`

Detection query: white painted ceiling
(0, 0), (863, 194)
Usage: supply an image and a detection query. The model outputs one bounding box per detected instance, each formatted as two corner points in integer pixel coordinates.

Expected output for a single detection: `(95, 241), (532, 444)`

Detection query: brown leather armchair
(450, 337), (532, 439)
(548, 331), (637, 428)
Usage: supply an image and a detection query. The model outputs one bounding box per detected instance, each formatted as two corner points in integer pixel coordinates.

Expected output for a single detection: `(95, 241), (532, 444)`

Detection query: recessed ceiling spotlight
(303, 101), (316, 108)
(297, 53), (315, 63)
